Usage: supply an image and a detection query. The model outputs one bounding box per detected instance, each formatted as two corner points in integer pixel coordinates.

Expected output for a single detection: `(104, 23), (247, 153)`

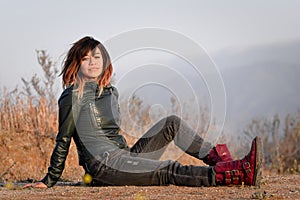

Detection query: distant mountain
(213, 40), (300, 68)
(212, 40), (300, 133)
(114, 40), (300, 138)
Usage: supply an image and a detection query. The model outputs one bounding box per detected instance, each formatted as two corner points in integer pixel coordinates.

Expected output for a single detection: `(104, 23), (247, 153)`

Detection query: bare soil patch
(1, 174), (299, 200)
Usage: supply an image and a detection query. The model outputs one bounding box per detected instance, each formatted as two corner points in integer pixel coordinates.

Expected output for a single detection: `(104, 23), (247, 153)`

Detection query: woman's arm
(41, 103), (75, 187)
(23, 102), (75, 188)
(44, 88), (77, 187)
(26, 89), (76, 188)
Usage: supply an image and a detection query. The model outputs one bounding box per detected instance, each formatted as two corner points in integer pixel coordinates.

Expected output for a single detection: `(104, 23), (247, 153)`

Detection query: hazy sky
(1, 0), (300, 89)
(1, 0), (300, 142)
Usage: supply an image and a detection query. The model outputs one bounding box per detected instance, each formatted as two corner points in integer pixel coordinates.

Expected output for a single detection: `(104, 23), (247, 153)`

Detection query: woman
(24, 36), (262, 188)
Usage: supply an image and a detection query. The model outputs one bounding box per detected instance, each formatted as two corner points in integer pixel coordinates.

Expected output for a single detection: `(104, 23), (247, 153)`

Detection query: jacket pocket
(89, 102), (102, 128)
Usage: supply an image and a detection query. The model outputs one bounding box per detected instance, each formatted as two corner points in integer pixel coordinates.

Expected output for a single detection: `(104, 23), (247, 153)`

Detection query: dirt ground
(1, 174), (299, 200)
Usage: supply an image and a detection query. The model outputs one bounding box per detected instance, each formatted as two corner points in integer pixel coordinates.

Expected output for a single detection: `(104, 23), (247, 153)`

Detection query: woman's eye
(82, 57), (89, 61)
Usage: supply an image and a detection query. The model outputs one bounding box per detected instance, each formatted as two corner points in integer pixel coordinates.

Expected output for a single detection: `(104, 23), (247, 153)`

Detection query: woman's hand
(23, 182), (47, 189)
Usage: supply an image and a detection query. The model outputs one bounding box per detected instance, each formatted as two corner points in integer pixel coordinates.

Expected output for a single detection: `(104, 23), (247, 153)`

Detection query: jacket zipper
(89, 102), (99, 128)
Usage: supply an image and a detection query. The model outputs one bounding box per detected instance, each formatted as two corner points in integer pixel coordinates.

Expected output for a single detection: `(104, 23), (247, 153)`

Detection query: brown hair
(60, 36), (113, 96)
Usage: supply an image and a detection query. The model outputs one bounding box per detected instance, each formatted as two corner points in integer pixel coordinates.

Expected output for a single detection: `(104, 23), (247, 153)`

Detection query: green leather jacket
(41, 82), (127, 187)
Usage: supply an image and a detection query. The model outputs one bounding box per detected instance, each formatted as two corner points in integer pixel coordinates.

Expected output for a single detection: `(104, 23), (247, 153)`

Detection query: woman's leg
(87, 137), (262, 187)
(130, 115), (213, 160)
(90, 151), (216, 187)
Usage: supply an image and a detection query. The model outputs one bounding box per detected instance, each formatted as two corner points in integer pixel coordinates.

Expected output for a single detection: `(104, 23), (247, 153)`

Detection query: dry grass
(0, 91), (58, 137)
(240, 112), (300, 174)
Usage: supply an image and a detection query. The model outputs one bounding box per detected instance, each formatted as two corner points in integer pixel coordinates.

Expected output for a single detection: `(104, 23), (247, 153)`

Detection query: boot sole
(253, 136), (263, 187)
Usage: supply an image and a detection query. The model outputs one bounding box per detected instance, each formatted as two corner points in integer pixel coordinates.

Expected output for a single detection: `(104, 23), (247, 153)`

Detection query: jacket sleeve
(41, 89), (75, 187)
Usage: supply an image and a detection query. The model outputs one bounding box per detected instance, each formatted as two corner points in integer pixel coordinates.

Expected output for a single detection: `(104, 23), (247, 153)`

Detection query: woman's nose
(89, 57), (95, 65)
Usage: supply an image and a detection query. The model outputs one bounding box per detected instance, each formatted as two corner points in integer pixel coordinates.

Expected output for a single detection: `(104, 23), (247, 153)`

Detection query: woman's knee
(164, 115), (182, 132)
(165, 115), (181, 124)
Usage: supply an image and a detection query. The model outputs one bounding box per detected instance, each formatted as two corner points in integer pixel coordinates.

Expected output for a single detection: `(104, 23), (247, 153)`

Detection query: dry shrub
(237, 112), (300, 174)
(280, 113), (300, 173)
(0, 91), (57, 136)
(0, 50), (84, 182)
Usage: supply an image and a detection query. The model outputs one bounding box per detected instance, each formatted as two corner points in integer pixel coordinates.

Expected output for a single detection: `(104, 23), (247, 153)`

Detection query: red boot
(213, 137), (263, 186)
(203, 144), (233, 166)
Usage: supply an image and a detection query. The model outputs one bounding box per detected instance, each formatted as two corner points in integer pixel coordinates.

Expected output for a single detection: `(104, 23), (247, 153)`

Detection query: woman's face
(79, 47), (103, 81)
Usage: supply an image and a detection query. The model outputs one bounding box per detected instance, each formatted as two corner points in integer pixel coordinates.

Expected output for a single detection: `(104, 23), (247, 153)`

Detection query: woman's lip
(89, 67), (100, 70)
